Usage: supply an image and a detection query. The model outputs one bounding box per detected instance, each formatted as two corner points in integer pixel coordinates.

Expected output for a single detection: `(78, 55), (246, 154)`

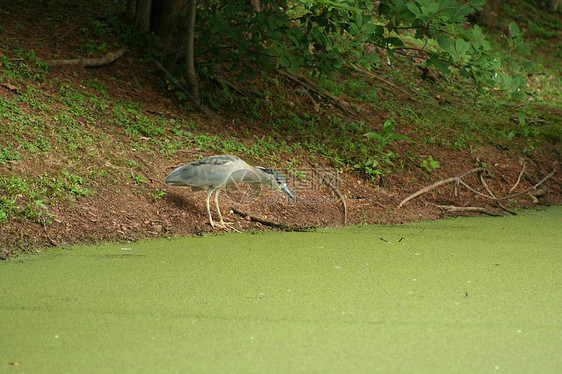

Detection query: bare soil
(0, 1), (560, 255)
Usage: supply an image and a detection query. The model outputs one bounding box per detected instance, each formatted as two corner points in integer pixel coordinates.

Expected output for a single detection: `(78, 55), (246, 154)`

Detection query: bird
(165, 154), (295, 229)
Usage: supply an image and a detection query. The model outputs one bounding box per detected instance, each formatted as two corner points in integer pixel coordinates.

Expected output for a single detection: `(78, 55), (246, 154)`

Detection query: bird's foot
(210, 220), (241, 233)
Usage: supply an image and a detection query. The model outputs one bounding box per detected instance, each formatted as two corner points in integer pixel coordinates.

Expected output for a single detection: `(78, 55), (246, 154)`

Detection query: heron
(165, 154), (295, 228)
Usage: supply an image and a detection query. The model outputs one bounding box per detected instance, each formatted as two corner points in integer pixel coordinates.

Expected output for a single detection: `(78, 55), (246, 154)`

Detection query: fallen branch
(434, 205), (505, 217)
(398, 167), (484, 208)
(351, 63), (411, 97)
(231, 208), (314, 232)
(493, 170), (554, 201)
(309, 162), (348, 226)
(47, 49), (126, 67)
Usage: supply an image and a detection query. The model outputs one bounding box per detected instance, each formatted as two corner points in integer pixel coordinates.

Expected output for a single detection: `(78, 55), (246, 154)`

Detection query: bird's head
(256, 167), (296, 201)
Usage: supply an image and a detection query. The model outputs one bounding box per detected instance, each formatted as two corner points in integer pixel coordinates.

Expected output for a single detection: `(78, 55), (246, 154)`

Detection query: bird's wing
(165, 155), (245, 188)
(194, 155), (240, 166)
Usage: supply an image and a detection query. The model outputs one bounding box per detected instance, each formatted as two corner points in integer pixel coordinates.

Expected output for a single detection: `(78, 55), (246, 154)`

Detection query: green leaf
(388, 133), (409, 140)
(515, 45), (530, 55)
(455, 38), (470, 54)
(428, 2), (440, 13)
(364, 132), (384, 141)
(354, 12), (363, 28)
(357, 54), (380, 69)
(507, 130), (516, 140)
(518, 112), (526, 126)
(437, 35), (454, 51)
(511, 74), (525, 92)
(469, 0), (486, 9)
(406, 2), (422, 17)
(471, 25), (485, 49)
(508, 21), (521, 38)
(362, 22), (378, 35)
(384, 37), (405, 47)
(428, 54), (450, 74)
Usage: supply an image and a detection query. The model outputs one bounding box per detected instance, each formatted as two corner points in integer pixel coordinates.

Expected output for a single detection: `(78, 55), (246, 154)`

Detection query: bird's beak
(282, 186), (296, 201)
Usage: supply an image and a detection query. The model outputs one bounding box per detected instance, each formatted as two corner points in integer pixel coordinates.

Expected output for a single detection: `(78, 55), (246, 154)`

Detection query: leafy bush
(194, 0), (527, 95)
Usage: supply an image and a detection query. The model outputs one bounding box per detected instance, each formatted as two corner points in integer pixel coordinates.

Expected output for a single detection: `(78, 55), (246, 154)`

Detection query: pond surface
(1, 207), (561, 373)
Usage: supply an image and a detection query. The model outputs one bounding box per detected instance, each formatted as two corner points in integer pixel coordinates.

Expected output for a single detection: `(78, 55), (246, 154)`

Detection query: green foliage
(363, 119), (409, 147)
(381, 0), (531, 95)
(0, 197), (54, 225)
(0, 171), (92, 224)
(354, 120), (408, 179)
(129, 172), (147, 185)
(0, 146), (20, 164)
(506, 113), (539, 151)
(192, 0), (528, 95)
(78, 39), (107, 53)
(0, 49), (49, 82)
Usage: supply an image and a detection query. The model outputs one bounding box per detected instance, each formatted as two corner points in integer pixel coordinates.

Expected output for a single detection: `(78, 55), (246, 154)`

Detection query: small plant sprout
(354, 120), (408, 181)
(151, 189), (166, 201)
(420, 156), (440, 172)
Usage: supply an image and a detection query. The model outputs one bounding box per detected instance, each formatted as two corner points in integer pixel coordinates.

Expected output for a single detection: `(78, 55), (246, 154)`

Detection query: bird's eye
(277, 181), (282, 184)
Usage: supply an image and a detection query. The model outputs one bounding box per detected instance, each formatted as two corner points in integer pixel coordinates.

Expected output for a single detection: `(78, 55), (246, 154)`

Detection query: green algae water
(1, 207), (561, 373)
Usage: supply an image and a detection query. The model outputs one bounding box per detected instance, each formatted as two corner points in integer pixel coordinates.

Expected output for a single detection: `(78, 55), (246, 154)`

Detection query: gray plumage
(166, 155), (295, 228)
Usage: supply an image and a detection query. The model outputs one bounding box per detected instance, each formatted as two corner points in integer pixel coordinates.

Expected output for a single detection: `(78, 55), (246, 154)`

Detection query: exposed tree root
(509, 161), (526, 193)
(47, 49), (127, 67)
(524, 172), (549, 198)
(399, 166), (556, 215)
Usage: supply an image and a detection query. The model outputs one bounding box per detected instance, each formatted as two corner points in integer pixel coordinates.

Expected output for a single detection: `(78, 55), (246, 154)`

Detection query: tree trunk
(127, 0), (199, 105)
(134, 0), (152, 31)
(125, 0), (136, 22)
(185, 0), (199, 104)
(151, 0), (186, 49)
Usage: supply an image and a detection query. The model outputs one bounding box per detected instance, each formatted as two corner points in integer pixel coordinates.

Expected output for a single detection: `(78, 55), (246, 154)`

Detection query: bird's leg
(214, 188), (225, 225)
(206, 188), (217, 228)
(213, 189), (239, 232)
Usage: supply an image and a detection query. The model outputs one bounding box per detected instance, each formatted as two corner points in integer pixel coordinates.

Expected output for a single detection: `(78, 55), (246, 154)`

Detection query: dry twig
(398, 167), (484, 208)
(309, 163), (347, 226)
(479, 172), (517, 215)
(277, 70), (357, 117)
(42, 216), (58, 246)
